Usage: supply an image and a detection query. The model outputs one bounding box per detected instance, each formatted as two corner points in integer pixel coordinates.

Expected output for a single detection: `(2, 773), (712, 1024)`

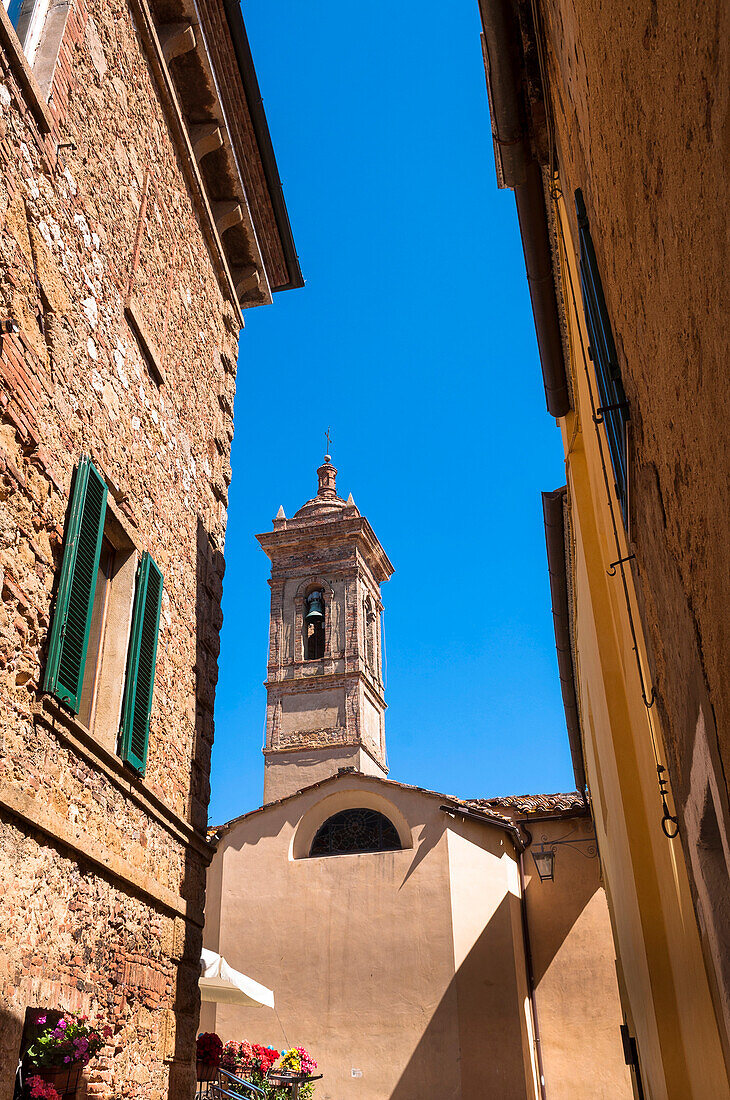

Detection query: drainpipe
(519, 829), (549, 1100)
(478, 0), (570, 418)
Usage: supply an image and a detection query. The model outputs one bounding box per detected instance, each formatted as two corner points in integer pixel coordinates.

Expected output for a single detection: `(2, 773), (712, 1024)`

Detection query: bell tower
(257, 455), (394, 803)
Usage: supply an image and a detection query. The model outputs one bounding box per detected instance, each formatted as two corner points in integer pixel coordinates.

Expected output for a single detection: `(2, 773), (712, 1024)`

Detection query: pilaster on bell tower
(257, 454), (394, 803)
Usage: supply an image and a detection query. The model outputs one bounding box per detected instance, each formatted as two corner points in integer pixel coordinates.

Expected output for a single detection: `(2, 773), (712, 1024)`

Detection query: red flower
(27, 1078), (61, 1100)
(196, 1033), (223, 1064)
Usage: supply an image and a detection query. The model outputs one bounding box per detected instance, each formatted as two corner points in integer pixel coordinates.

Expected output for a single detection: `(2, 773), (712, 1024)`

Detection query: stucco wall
(523, 815), (632, 1098)
(205, 777), (534, 1100)
(205, 776), (630, 1100)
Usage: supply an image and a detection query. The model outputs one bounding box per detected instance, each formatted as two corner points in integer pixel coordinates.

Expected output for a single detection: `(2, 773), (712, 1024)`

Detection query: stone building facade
(477, 0), (730, 1095)
(0, 0), (299, 1096)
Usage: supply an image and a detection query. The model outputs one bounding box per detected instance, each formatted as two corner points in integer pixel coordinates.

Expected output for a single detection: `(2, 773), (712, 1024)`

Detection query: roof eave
(222, 0), (303, 292)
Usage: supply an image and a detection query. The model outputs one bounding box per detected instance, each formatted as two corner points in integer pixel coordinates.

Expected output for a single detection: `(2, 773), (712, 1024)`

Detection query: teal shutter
(120, 552), (163, 775)
(575, 189), (630, 521)
(44, 456), (107, 712)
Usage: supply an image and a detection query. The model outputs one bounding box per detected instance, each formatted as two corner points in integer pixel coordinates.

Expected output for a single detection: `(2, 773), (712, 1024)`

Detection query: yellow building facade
(548, 192), (729, 1097)
(476, 1), (730, 1096)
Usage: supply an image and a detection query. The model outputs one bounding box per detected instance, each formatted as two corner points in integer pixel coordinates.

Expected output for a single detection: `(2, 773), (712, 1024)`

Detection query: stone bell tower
(257, 455), (394, 803)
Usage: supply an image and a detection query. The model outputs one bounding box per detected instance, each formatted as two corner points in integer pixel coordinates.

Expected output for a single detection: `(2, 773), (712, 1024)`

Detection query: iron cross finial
(325, 426), (332, 455)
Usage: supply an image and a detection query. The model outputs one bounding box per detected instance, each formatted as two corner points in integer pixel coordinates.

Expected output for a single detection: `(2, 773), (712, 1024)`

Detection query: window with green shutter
(44, 456), (108, 712)
(575, 189), (630, 522)
(119, 552), (163, 775)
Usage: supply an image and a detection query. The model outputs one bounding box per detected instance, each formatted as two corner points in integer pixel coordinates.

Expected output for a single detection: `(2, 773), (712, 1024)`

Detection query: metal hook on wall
(657, 765), (679, 839)
(607, 553), (635, 576)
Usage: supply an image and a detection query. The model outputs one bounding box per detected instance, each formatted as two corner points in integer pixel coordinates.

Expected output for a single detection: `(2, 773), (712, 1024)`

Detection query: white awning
(199, 948), (275, 1009)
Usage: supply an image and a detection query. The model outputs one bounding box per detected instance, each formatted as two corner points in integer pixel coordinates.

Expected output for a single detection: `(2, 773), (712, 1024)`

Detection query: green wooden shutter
(575, 189), (630, 520)
(44, 456), (108, 712)
(120, 552), (163, 775)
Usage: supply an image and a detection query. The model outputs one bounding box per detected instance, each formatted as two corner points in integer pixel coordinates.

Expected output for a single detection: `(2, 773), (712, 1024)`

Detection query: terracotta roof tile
(468, 792), (587, 816)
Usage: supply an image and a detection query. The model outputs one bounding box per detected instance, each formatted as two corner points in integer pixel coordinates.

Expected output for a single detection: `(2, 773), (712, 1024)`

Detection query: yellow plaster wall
(553, 194), (730, 1099)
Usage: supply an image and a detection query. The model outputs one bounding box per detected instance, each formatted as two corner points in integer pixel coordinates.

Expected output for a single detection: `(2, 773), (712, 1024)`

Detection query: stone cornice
(262, 740), (389, 775)
(258, 515), (394, 585)
(265, 668), (387, 710)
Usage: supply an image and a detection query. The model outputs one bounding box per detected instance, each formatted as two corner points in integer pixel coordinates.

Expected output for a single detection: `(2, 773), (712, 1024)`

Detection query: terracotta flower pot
(196, 1060), (220, 1082)
(30, 1062), (82, 1098)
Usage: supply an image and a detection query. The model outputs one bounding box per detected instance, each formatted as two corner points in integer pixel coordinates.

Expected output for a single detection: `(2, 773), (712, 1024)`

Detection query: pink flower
(36, 1015), (47, 1025)
(27, 1077), (62, 1100)
(103, 1026), (113, 1039)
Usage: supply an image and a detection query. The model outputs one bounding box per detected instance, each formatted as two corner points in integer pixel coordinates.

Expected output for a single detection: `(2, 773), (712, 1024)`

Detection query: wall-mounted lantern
(531, 844), (555, 883)
(530, 827), (598, 883)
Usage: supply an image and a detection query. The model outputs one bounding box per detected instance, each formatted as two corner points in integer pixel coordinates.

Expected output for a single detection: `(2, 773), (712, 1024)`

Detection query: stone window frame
(1, 0), (71, 102)
(125, 298), (166, 388)
(10, 0), (50, 67)
(0, 3), (54, 132)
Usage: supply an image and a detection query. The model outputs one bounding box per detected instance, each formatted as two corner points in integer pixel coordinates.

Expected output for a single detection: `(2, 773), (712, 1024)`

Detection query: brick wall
(0, 0), (241, 1094)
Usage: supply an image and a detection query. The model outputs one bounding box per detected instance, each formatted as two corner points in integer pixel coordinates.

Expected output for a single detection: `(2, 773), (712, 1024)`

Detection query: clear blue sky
(208, 0), (571, 824)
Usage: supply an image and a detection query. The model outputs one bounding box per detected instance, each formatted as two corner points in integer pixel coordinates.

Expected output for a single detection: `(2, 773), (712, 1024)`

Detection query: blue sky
(208, 0), (571, 824)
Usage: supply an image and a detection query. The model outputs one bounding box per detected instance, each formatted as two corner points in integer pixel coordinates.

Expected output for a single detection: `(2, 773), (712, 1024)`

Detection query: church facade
(203, 460), (632, 1099)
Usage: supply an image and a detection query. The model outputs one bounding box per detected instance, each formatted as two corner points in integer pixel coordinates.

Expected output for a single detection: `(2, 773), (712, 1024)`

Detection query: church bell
(305, 591), (324, 621)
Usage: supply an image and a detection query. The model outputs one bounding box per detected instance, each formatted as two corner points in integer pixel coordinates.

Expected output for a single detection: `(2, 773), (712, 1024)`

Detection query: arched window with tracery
(309, 808), (402, 857)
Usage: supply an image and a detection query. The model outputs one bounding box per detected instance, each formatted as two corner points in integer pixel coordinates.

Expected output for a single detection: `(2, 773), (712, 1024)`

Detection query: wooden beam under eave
(213, 201), (243, 235)
(188, 121), (223, 160)
(233, 264), (261, 300)
(158, 22), (196, 63)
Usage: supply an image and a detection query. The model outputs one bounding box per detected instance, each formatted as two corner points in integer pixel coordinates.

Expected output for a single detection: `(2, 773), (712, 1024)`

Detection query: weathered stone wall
(536, 0), (730, 1052)
(0, 0), (240, 1093)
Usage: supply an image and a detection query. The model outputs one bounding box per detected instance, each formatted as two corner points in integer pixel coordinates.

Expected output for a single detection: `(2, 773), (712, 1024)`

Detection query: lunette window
(575, 189), (630, 523)
(309, 808), (402, 857)
(44, 456), (163, 775)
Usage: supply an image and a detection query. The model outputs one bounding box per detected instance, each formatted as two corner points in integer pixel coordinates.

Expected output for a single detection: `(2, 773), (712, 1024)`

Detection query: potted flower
(196, 1033), (223, 1081)
(277, 1048), (318, 1098)
(25, 1078), (62, 1100)
(221, 1042), (280, 1093)
(24, 1014), (110, 1098)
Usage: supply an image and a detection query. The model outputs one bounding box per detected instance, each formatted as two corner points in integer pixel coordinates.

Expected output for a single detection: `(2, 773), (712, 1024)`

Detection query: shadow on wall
(2, 1003), (23, 1100)
(166, 519), (225, 1099)
(398, 814), (444, 890)
(390, 874), (604, 1100)
(526, 847), (601, 986)
(390, 894), (529, 1100)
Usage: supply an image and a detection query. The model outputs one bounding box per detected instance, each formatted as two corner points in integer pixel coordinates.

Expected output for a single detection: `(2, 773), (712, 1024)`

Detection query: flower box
(196, 1060), (220, 1082)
